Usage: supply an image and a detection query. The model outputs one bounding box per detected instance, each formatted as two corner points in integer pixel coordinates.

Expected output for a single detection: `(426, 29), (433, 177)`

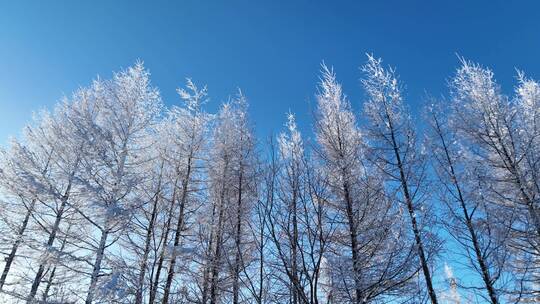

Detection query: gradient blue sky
(2, 1), (540, 296)
(1, 0), (540, 144)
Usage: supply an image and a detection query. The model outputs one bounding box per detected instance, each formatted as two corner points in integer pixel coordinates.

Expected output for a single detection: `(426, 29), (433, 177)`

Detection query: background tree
(264, 113), (333, 304)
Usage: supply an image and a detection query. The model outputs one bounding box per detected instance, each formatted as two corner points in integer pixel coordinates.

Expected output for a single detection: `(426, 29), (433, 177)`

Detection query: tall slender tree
(361, 55), (439, 304)
(449, 59), (540, 301)
(63, 62), (162, 304)
(160, 79), (209, 304)
(426, 102), (514, 304)
(315, 64), (420, 304)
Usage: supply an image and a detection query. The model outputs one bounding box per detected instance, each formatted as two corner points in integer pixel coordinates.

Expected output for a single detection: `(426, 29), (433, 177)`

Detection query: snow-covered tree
(263, 112), (333, 304)
(426, 101), (514, 304)
(158, 79), (209, 304)
(315, 63), (420, 304)
(0, 101), (87, 303)
(64, 62), (162, 304)
(201, 92), (258, 304)
(449, 59), (540, 301)
(361, 55), (440, 304)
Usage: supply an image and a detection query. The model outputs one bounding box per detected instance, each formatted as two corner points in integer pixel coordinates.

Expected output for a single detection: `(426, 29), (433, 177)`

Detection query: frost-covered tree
(64, 62), (162, 304)
(449, 59), (540, 301)
(0, 144), (36, 294)
(313, 64), (365, 303)
(265, 113), (332, 304)
(0, 100), (86, 303)
(202, 102), (235, 304)
(0, 139), (41, 296)
(426, 102), (514, 304)
(274, 113), (309, 304)
(25, 104), (84, 303)
(315, 64), (420, 304)
(158, 79), (209, 304)
(360, 55), (439, 304)
(118, 142), (165, 304)
(450, 59), (540, 240)
(200, 93), (258, 304)
(227, 94), (258, 304)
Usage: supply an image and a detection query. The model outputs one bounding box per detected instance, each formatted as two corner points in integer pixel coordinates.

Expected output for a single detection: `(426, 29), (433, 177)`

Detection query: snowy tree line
(0, 56), (538, 304)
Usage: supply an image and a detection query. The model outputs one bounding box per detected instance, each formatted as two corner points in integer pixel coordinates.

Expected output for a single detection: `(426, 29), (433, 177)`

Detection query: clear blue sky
(1, 0), (540, 143)
(1, 1), (539, 297)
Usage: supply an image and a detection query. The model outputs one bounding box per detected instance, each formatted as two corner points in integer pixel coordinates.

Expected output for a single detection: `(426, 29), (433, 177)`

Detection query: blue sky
(1, 1), (539, 298)
(1, 0), (540, 144)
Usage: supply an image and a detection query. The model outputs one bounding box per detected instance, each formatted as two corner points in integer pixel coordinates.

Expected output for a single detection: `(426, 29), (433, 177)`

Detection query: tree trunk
(209, 193), (227, 304)
(433, 116), (499, 304)
(161, 154), (193, 304)
(201, 204), (217, 304)
(388, 123), (438, 304)
(291, 183), (299, 304)
(342, 179), (363, 304)
(208, 159), (230, 304)
(41, 266), (56, 302)
(135, 167), (164, 304)
(85, 228), (109, 304)
(41, 231), (69, 303)
(232, 168), (243, 304)
(149, 179), (179, 304)
(0, 199), (35, 291)
(27, 195), (69, 303)
(201, 188), (222, 304)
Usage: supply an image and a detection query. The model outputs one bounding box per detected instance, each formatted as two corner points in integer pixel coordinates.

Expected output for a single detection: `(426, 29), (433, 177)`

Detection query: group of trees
(0, 56), (538, 304)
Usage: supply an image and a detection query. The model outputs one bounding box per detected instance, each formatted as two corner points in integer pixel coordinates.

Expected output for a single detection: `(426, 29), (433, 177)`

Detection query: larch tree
(273, 113), (309, 304)
(266, 112), (334, 304)
(227, 94), (258, 304)
(360, 55), (439, 304)
(315, 64), (420, 304)
(202, 93), (258, 304)
(426, 102), (514, 304)
(0, 102), (84, 303)
(449, 59), (540, 301)
(0, 142), (37, 294)
(65, 62), (162, 304)
(119, 133), (165, 304)
(24, 102), (83, 303)
(159, 79), (209, 304)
